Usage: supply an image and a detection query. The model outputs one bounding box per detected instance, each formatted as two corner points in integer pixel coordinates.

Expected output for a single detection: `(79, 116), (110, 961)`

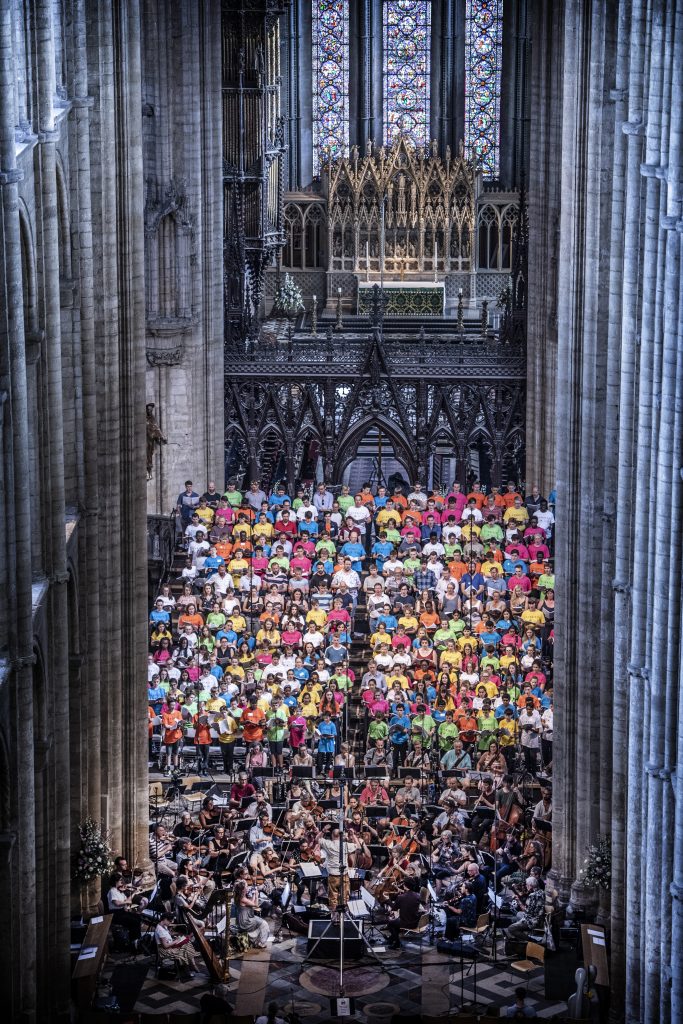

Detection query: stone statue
(146, 402), (167, 479)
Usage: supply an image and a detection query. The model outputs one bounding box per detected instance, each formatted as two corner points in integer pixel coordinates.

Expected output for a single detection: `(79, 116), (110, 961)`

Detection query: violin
(263, 822), (288, 838)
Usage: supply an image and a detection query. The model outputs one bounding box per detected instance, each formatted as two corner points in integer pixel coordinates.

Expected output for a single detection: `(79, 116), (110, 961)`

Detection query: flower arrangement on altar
(579, 834), (612, 892)
(272, 273), (304, 319)
(74, 817), (114, 884)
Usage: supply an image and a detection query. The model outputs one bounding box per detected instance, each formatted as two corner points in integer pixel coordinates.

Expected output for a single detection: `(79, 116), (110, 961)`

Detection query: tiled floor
(101, 927), (570, 1020)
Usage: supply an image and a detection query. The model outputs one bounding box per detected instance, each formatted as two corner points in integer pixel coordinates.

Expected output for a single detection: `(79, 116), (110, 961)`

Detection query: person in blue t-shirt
(388, 703), (412, 771)
(378, 607), (398, 633)
(149, 600), (171, 628)
(315, 712), (337, 771)
(340, 537), (365, 571)
(371, 533), (394, 572)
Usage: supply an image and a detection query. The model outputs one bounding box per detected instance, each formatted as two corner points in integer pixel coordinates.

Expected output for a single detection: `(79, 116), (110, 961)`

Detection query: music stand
(362, 767), (389, 779)
(291, 766), (315, 778)
(333, 766), (355, 779)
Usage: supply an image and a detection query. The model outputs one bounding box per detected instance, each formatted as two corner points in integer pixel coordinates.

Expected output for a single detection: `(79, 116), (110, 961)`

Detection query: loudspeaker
(306, 919), (365, 959)
(436, 938), (481, 959)
(544, 947), (579, 1001)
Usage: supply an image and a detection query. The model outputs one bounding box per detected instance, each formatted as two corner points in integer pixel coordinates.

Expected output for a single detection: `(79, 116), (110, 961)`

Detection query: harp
(183, 887), (233, 982)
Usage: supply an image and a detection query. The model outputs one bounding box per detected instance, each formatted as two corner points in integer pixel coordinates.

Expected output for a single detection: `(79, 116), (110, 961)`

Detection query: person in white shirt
(303, 626), (325, 648)
(460, 502), (483, 524)
(154, 913), (200, 976)
(296, 499), (318, 521)
(407, 485), (428, 510)
(345, 496), (372, 535)
(519, 702), (542, 773)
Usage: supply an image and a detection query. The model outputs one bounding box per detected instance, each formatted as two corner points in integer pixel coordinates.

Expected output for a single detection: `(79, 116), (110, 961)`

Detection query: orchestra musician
(385, 877), (424, 949)
(106, 873), (143, 944)
(154, 911), (201, 979)
(441, 879), (478, 939)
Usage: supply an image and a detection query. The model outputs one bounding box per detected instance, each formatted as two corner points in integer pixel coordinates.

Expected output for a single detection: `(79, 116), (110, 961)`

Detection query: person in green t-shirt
(337, 485), (354, 515)
(477, 703), (499, 752)
(368, 713), (389, 745)
(222, 482), (243, 508)
(411, 707), (436, 749)
(437, 712), (459, 752)
(266, 695), (289, 769)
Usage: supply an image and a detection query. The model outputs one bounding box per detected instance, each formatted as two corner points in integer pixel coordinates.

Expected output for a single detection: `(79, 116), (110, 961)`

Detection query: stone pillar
(525, 0), (563, 495)
(70, 0), (102, 830)
(0, 1), (37, 1018)
(604, 0), (634, 1010)
(35, 0), (72, 1011)
(112, 0), (151, 869)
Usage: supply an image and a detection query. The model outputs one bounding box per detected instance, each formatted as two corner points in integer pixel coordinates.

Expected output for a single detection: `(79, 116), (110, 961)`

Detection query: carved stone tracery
(324, 137), (479, 277)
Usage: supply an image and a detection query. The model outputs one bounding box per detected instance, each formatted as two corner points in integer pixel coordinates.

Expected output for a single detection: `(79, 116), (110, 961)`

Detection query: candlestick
(311, 295), (318, 337)
(366, 240), (370, 283)
(434, 239), (438, 283)
(335, 289), (344, 332)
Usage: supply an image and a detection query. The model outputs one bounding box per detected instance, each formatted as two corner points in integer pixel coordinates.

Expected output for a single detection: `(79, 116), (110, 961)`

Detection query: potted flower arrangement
(74, 817), (114, 885)
(272, 273), (304, 343)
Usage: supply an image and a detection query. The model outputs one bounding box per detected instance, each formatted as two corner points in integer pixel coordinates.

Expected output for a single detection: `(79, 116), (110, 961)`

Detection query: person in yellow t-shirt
(306, 605), (328, 629)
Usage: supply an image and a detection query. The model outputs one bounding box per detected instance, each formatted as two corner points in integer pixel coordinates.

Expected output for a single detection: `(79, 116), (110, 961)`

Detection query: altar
(357, 281), (445, 317)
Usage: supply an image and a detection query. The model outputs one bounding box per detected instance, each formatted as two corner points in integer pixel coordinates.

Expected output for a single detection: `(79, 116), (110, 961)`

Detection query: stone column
(605, 0), (635, 1011)
(87, 0), (124, 845)
(35, 0), (72, 1012)
(0, 1), (37, 1018)
(113, 0), (151, 868)
(634, 5), (666, 1018)
(70, 0), (102, 829)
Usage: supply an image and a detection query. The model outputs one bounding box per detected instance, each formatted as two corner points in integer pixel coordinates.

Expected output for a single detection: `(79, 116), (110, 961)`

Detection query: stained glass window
(383, 1), (431, 149)
(464, 0), (503, 177)
(312, 0), (349, 176)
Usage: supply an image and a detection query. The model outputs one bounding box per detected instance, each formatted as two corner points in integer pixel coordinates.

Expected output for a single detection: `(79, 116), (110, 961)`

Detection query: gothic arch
(334, 414), (417, 482)
(18, 201), (37, 332)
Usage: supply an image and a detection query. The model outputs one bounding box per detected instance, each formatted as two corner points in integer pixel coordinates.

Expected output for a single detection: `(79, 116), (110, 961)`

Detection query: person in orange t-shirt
(466, 484), (487, 509)
(193, 700), (213, 774)
(241, 696), (266, 747)
(501, 483), (522, 508)
(456, 706), (478, 749)
(162, 705), (184, 769)
(178, 604), (204, 632)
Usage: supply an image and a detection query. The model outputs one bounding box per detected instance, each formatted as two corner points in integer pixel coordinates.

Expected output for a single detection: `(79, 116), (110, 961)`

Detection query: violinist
(245, 790), (273, 821)
(249, 812), (277, 872)
(442, 879), (478, 940)
(173, 811), (200, 841)
(431, 830), (461, 891)
(106, 873), (143, 943)
(198, 796), (221, 830)
(206, 825), (232, 875)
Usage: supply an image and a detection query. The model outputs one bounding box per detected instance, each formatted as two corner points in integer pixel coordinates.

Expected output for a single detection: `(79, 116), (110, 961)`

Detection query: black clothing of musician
(386, 885), (422, 947)
(444, 889), (478, 940)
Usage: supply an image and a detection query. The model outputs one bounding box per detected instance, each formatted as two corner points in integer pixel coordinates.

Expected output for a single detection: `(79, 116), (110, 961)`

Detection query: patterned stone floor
(101, 928), (570, 1020)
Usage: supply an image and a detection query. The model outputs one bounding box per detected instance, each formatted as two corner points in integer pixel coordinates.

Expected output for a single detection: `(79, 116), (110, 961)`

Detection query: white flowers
(74, 817), (114, 884)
